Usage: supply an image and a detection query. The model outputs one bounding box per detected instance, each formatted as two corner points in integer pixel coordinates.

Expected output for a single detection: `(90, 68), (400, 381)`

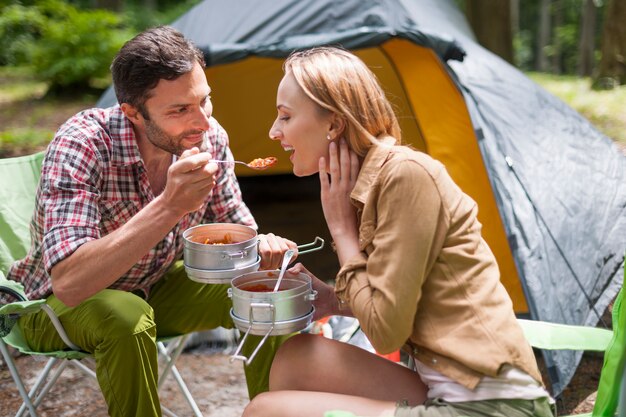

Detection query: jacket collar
(351, 136), (397, 205)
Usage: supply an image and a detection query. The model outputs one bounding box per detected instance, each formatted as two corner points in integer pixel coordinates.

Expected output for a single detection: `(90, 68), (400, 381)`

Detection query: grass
(0, 67), (625, 157)
(0, 66), (99, 157)
(528, 72), (626, 145)
(0, 66), (48, 104)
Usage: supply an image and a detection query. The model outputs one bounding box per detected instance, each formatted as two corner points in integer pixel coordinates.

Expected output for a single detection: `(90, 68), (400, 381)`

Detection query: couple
(7, 26), (554, 417)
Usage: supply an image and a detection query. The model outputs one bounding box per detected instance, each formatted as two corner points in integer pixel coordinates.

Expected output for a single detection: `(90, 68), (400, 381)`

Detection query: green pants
(17, 260), (289, 417)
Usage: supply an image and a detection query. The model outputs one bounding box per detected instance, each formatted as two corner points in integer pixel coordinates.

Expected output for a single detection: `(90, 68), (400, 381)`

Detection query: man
(6, 26), (294, 416)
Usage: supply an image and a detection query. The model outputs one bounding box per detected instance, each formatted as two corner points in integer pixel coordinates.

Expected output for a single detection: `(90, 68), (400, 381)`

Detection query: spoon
(273, 249), (296, 292)
(209, 156), (277, 171)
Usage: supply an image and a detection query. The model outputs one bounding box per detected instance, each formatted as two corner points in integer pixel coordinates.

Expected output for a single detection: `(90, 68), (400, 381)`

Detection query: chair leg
(157, 336), (204, 417)
(158, 336), (187, 389)
(69, 358), (97, 378)
(17, 359), (70, 417)
(0, 340), (39, 417)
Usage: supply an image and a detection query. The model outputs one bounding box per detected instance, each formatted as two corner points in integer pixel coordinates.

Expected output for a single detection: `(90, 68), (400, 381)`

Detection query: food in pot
(248, 156), (277, 169)
(240, 283), (274, 292)
(196, 233), (234, 245)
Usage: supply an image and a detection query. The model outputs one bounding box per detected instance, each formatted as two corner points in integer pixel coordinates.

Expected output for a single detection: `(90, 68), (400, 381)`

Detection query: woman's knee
(242, 392), (277, 417)
(270, 334), (331, 389)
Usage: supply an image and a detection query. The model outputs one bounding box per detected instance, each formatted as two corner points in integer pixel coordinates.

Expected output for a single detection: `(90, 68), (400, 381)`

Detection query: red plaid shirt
(7, 105), (255, 301)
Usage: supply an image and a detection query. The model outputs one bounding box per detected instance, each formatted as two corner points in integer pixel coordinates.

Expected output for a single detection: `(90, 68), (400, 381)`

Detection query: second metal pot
(228, 270), (317, 323)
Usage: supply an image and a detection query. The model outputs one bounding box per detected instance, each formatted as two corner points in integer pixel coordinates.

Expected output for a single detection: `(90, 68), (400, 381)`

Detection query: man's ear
(328, 113), (346, 140)
(120, 103), (143, 125)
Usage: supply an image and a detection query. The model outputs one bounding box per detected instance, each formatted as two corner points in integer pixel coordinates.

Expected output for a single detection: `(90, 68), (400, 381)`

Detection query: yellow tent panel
(205, 40), (527, 312)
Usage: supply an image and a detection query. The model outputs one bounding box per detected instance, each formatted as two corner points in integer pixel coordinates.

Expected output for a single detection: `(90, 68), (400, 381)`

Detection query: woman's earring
(326, 134), (332, 141)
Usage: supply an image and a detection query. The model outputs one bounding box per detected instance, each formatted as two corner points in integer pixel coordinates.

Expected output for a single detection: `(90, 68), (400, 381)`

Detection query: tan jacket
(334, 138), (542, 390)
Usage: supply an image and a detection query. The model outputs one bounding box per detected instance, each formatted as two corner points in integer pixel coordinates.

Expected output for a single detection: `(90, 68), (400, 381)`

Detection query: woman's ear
(328, 113), (346, 140)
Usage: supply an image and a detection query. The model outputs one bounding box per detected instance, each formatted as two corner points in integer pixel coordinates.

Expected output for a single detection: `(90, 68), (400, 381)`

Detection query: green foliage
(0, 128), (52, 147)
(31, 1), (133, 92)
(32, 6), (132, 91)
(0, 0), (133, 93)
(121, 0), (203, 31)
(0, 128), (53, 158)
(0, 4), (46, 66)
(529, 72), (626, 144)
(514, 30), (534, 71)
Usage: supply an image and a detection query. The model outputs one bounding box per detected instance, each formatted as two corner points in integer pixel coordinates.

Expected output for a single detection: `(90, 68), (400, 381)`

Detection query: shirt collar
(109, 105), (143, 167)
(351, 136), (397, 205)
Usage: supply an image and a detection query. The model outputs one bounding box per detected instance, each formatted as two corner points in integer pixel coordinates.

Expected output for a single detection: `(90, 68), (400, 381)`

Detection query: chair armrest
(518, 318), (613, 351)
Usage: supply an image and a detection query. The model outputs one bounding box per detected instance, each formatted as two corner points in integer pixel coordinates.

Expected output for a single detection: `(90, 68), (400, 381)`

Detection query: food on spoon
(248, 156), (277, 169)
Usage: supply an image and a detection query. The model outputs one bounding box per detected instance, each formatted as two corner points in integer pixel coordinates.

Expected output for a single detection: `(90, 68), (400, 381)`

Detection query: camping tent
(98, 0), (626, 395)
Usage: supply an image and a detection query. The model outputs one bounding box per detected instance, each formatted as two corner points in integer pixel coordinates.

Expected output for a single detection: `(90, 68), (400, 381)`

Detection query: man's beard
(144, 119), (207, 156)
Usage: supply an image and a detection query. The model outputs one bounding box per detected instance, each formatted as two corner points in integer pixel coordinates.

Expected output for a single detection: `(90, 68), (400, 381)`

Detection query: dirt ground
(0, 342), (602, 417)
(0, 349), (248, 417)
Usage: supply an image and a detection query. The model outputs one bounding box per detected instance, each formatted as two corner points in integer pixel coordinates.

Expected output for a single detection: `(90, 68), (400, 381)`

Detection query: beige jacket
(334, 138), (542, 390)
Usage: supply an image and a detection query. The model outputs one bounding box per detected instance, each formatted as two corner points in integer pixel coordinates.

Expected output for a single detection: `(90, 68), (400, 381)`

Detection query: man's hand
(257, 233), (298, 270)
(160, 147), (218, 216)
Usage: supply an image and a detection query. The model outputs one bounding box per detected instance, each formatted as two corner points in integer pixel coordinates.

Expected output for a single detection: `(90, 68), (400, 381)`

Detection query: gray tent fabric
(450, 40), (626, 394)
(98, 0), (626, 396)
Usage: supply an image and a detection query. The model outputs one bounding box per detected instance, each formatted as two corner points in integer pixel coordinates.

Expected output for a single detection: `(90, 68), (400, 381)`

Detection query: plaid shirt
(6, 105), (255, 301)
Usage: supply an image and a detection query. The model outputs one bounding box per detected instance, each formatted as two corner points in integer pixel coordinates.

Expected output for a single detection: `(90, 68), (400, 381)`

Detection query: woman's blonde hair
(283, 46), (401, 156)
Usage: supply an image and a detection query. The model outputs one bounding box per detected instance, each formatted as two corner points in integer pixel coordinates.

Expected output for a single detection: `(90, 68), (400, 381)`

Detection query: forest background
(0, 0), (625, 415)
(0, 0), (625, 156)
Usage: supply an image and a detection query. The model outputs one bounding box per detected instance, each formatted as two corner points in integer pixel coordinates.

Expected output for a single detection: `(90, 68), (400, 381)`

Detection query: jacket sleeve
(335, 159), (447, 354)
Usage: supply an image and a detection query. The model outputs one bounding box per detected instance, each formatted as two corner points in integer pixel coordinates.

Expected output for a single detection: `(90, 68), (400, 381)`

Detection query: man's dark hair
(111, 26), (206, 118)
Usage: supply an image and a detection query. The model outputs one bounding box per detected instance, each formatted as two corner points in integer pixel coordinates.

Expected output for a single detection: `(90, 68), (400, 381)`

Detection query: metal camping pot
(183, 223), (258, 271)
(184, 223), (325, 284)
(228, 270), (317, 364)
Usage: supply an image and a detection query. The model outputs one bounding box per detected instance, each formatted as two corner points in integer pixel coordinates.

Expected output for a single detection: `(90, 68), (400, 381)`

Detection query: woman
(243, 47), (554, 417)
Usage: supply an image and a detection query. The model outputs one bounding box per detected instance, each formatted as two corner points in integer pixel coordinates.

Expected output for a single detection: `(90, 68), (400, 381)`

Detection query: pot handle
(297, 237), (325, 255)
(306, 290), (318, 301)
(222, 250), (248, 260)
(229, 303), (275, 366)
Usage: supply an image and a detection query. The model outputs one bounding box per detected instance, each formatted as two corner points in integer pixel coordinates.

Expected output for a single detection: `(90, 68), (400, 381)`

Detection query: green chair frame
(0, 152), (203, 417)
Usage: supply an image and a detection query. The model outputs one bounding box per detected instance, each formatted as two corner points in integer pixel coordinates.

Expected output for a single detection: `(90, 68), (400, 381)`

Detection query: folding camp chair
(324, 277), (626, 417)
(0, 152), (203, 417)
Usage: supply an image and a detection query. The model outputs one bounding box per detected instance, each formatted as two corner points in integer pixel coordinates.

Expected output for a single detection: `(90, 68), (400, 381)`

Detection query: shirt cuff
(42, 227), (99, 274)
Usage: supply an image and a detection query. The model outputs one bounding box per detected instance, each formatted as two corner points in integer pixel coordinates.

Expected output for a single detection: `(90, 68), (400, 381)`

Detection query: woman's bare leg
(269, 334), (427, 404)
(243, 390), (397, 417)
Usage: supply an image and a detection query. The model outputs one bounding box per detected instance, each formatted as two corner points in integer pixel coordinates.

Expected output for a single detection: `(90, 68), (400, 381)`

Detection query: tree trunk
(594, 0), (626, 87)
(94, 0), (122, 11)
(537, 0), (551, 72)
(465, 0), (514, 64)
(551, 0), (563, 74)
(511, 0), (520, 35)
(510, 0), (520, 65)
(144, 0), (157, 11)
(578, 0), (597, 76)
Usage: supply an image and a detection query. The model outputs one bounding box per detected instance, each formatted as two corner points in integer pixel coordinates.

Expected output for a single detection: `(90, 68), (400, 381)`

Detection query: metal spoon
(273, 249), (296, 292)
(209, 157), (277, 171)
